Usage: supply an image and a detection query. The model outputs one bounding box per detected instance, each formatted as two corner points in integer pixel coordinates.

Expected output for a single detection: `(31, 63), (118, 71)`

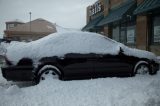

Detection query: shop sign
(89, 1), (103, 16)
(154, 26), (160, 42)
(127, 29), (135, 43)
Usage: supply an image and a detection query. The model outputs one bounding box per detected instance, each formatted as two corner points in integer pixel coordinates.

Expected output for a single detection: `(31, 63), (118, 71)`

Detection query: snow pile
(5, 31), (157, 65)
(0, 68), (160, 106)
(0, 57), (160, 106)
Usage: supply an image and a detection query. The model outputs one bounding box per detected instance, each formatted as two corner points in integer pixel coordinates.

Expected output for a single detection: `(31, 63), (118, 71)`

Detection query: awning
(97, 1), (136, 26)
(82, 16), (103, 31)
(134, 0), (160, 15)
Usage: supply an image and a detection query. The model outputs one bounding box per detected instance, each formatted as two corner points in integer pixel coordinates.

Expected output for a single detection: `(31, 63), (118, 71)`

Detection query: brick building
(4, 18), (57, 42)
(83, 0), (160, 55)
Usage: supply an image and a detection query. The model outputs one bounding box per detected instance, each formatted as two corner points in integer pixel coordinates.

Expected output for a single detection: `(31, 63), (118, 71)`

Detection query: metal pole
(29, 12), (31, 32)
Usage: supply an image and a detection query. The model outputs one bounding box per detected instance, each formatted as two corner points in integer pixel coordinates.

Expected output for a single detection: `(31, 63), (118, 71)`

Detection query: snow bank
(5, 31), (157, 65)
(0, 68), (160, 106)
(0, 57), (160, 106)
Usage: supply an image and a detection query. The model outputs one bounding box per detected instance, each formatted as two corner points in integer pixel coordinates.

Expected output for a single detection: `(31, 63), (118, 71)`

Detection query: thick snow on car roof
(6, 31), (157, 65)
(6, 32), (120, 64)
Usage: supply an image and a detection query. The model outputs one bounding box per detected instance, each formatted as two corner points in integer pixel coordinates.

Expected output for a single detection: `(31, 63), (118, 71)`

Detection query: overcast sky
(0, 0), (97, 38)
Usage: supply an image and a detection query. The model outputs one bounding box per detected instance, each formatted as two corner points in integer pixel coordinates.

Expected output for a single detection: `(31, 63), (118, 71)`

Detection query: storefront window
(112, 26), (120, 42)
(153, 15), (160, 43)
(120, 23), (126, 44)
(111, 17), (135, 45)
(127, 25), (135, 44)
(119, 21), (135, 44)
(120, 30), (126, 43)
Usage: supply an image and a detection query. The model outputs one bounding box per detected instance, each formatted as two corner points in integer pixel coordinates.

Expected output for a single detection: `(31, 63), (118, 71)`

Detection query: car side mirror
(119, 47), (124, 55)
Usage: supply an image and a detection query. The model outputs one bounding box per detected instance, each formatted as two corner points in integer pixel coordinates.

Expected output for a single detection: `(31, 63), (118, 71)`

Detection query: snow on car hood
(5, 31), (157, 65)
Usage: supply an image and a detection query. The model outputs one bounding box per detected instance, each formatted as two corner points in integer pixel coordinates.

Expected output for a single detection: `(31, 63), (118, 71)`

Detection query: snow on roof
(5, 30), (157, 65)
(6, 19), (24, 23)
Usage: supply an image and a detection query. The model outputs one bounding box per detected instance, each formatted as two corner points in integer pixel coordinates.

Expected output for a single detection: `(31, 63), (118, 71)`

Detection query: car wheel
(136, 64), (149, 74)
(37, 65), (61, 83)
(40, 69), (59, 81)
(134, 61), (150, 75)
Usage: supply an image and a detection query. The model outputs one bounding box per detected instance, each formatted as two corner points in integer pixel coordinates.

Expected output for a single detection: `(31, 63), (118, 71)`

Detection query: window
(120, 18), (136, 45)
(120, 23), (126, 44)
(152, 15), (160, 43)
(112, 25), (120, 42)
(120, 30), (126, 43)
(111, 17), (136, 45)
(7, 24), (15, 29)
(127, 25), (135, 44)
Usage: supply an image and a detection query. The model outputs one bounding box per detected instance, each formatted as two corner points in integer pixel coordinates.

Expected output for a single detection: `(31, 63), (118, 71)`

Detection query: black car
(1, 32), (159, 83)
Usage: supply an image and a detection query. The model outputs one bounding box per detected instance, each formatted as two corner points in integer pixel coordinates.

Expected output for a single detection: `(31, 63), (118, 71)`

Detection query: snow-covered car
(1, 31), (159, 83)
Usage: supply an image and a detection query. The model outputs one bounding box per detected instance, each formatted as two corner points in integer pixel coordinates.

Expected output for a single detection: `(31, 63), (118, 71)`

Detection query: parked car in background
(0, 38), (11, 43)
(1, 31), (159, 83)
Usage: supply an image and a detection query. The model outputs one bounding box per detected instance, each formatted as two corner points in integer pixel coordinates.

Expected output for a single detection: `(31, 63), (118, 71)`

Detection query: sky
(0, 0), (97, 38)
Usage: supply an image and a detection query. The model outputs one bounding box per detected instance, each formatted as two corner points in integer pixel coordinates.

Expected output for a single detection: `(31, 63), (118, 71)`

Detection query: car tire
(37, 65), (61, 83)
(134, 61), (150, 75)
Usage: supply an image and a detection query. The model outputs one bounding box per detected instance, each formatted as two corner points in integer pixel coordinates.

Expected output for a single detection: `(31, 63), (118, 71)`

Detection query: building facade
(83, 0), (160, 55)
(4, 18), (57, 42)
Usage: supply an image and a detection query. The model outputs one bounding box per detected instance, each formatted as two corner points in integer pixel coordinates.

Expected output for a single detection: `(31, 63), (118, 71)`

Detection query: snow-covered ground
(0, 67), (160, 106)
(0, 56), (159, 106)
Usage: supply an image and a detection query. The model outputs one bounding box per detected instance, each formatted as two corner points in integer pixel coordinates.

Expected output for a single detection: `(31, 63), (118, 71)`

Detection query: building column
(102, 0), (111, 37)
(136, 16), (149, 50)
(103, 26), (112, 38)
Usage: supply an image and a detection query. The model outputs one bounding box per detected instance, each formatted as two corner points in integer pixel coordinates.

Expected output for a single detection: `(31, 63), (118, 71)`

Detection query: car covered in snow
(1, 31), (159, 83)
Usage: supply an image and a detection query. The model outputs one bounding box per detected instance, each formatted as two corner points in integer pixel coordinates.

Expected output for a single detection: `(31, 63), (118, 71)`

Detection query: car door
(93, 54), (132, 77)
(62, 53), (94, 79)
